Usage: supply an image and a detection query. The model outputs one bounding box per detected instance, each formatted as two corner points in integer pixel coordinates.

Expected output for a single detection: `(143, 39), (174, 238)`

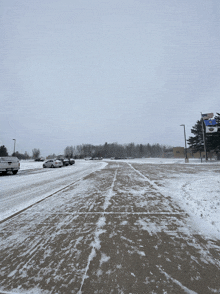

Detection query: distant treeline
(0, 143), (173, 160)
(64, 143), (173, 159)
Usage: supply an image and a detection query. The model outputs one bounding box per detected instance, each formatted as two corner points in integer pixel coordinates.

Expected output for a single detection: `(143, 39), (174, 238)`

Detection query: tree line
(0, 143), (172, 159)
(0, 146), (40, 160)
(64, 143), (173, 159)
(187, 112), (220, 158)
(1, 112), (219, 160)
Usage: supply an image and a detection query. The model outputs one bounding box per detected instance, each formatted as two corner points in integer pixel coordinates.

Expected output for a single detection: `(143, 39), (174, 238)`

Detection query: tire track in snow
(78, 167), (118, 294)
(0, 164), (107, 224)
(0, 179), (81, 224)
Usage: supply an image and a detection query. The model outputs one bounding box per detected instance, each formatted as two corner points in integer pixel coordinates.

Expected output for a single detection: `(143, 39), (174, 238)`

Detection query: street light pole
(180, 124), (188, 163)
(12, 139), (16, 155)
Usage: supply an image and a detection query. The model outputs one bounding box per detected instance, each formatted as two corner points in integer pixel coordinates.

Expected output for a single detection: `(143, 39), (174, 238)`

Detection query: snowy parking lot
(0, 158), (220, 293)
(0, 160), (107, 222)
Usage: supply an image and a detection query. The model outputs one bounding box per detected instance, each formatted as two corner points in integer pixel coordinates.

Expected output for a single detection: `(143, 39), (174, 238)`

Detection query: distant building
(173, 147), (206, 159)
(191, 151), (206, 158)
(173, 147), (185, 158)
(162, 149), (174, 158)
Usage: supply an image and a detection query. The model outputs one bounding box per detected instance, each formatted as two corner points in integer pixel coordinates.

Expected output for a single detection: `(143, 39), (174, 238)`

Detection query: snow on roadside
(0, 160), (107, 222)
(121, 158), (220, 240)
(160, 172), (220, 240)
(19, 159), (44, 170)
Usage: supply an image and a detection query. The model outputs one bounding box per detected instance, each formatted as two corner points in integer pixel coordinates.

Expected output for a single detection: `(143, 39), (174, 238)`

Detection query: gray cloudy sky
(1, 0), (220, 156)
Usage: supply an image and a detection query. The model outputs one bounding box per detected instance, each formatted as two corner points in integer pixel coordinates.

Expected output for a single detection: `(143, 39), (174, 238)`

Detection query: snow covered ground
(1, 158), (220, 293)
(1, 158), (220, 240)
(160, 164), (220, 240)
(0, 159), (107, 222)
(19, 160), (45, 170)
(108, 158), (220, 240)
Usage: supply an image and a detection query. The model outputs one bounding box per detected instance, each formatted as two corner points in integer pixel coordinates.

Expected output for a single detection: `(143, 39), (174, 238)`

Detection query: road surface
(1, 161), (220, 293)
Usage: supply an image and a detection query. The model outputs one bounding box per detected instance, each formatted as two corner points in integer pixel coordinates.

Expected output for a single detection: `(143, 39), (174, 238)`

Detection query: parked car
(43, 159), (63, 168)
(57, 158), (70, 166)
(35, 157), (45, 161)
(0, 156), (20, 175)
(85, 157), (92, 160)
(63, 158), (70, 166)
(69, 158), (75, 165)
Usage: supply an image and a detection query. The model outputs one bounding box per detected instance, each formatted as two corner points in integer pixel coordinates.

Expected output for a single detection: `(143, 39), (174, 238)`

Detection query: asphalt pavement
(1, 161), (220, 293)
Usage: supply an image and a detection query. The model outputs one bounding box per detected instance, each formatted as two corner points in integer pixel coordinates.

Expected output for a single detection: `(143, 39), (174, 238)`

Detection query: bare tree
(64, 146), (74, 158)
(32, 148), (40, 159)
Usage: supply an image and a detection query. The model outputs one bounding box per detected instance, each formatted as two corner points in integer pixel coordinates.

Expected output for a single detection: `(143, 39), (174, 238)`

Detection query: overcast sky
(1, 0), (220, 156)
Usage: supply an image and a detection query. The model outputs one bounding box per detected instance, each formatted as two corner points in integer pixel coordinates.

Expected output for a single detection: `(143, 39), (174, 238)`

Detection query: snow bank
(160, 172), (220, 240)
(19, 159), (44, 170)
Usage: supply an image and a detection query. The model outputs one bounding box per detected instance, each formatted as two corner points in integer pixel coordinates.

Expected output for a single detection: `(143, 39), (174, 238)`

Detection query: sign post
(201, 113), (214, 162)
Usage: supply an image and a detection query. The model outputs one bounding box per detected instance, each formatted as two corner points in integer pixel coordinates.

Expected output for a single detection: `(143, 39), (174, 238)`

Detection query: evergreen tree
(139, 144), (144, 157)
(188, 113), (220, 158)
(13, 151), (30, 160)
(187, 120), (204, 154)
(0, 145), (8, 156)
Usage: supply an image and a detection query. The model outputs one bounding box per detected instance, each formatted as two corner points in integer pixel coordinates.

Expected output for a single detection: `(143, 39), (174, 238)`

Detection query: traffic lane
(0, 161), (107, 221)
(0, 164), (117, 293)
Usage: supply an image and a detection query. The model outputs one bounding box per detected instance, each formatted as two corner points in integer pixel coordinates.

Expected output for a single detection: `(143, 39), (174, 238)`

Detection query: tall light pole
(12, 139), (16, 155)
(180, 124), (188, 163)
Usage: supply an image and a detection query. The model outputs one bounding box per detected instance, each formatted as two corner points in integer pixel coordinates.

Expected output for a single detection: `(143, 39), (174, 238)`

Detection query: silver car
(43, 159), (63, 168)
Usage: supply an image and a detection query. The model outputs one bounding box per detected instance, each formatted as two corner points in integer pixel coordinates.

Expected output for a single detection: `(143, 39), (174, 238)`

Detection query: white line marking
(127, 162), (160, 191)
(78, 168), (118, 293)
(31, 212), (182, 215)
(103, 168), (117, 210)
(157, 266), (198, 294)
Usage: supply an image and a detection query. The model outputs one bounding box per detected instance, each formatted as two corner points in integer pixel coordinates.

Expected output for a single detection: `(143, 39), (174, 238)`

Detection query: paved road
(0, 161), (106, 222)
(1, 161), (220, 293)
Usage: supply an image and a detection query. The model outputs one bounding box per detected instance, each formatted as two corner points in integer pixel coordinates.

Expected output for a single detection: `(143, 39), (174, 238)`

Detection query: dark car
(69, 158), (75, 165)
(63, 158), (70, 166)
(35, 157), (45, 161)
(58, 158), (71, 166)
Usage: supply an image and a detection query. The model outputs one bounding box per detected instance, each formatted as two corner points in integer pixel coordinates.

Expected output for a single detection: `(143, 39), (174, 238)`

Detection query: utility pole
(12, 139), (16, 155)
(180, 124), (188, 163)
